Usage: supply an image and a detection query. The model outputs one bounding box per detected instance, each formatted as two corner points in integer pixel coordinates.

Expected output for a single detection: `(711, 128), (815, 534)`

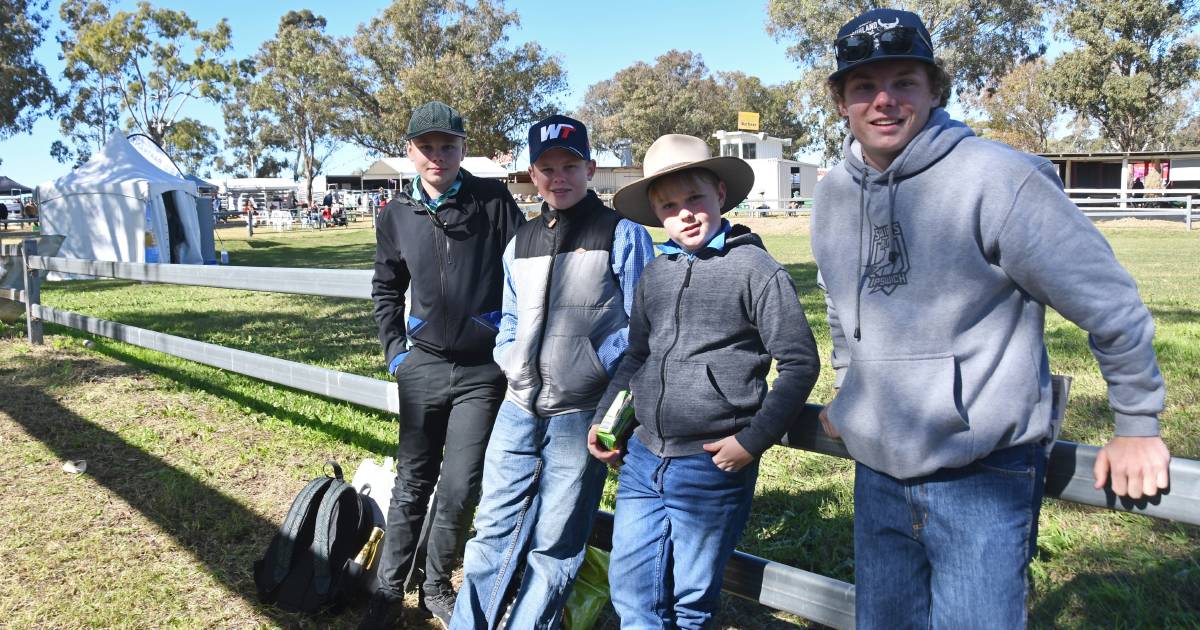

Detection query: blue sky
(0, 0), (805, 186)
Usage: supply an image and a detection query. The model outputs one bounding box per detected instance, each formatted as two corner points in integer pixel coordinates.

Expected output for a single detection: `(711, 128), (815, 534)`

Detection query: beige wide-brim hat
(612, 134), (754, 227)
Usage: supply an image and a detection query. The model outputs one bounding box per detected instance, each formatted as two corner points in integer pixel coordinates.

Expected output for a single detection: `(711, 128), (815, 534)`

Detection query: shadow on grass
(1031, 542), (1200, 628)
(1149, 306), (1200, 325)
(783, 261), (820, 295)
(90, 298), (380, 374)
(49, 326), (396, 456)
(0, 354), (303, 625)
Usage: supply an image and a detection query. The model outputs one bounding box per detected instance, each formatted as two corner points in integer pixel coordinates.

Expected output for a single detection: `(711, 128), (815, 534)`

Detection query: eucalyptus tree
(341, 0), (566, 158)
(0, 0), (57, 165)
(1048, 0), (1200, 151)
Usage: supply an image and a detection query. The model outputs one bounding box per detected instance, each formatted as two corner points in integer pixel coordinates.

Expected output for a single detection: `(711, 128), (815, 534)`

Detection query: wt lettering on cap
(540, 124), (576, 142)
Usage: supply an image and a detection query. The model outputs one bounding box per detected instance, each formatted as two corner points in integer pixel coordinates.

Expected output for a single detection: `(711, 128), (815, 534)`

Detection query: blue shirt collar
(413, 171), (463, 211)
(657, 220), (732, 259)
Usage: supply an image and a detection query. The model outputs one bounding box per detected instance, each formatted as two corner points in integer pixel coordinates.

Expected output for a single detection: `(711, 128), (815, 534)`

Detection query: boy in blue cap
(452, 115), (654, 629)
(814, 8), (1170, 628)
(588, 134), (820, 628)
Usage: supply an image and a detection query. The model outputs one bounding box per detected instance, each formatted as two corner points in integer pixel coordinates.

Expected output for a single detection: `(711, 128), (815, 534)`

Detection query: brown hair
(647, 168), (722, 207)
(827, 59), (952, 109)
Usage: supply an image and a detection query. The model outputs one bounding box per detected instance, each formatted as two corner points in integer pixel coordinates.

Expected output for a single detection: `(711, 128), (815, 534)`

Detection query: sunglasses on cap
(835, 26), (932, 64)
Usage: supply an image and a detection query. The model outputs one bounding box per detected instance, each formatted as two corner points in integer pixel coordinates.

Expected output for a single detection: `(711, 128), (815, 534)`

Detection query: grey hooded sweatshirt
(594, 227), (820, 458)
(811, 108), (1165, 480)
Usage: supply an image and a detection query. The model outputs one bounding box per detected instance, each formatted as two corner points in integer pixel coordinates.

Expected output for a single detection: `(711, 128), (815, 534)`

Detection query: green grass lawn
(0, 220), (1197, 628)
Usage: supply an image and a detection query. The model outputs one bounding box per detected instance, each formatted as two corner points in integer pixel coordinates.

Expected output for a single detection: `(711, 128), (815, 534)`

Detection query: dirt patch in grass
(731, 216), (811, 236)
(1096, 217), (1192, 230)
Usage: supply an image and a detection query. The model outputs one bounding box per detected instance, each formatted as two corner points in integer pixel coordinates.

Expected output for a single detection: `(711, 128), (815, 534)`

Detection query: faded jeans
(609, 432), (758, 630)
(854, 443), (1048, 630)
(451, 401), (607, 629)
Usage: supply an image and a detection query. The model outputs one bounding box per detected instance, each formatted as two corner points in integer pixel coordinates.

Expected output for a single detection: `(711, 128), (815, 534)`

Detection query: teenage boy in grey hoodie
(588, 134), (820, 628)
(812, 9), (1170, 628)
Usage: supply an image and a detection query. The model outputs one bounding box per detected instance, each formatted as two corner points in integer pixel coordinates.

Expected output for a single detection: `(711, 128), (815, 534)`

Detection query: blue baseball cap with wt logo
(830, 9), (935, 81)
(528, 115), (591, 164)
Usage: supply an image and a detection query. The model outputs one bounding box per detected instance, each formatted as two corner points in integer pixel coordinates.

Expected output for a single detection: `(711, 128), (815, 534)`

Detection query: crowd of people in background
(0, 199), (39, 231)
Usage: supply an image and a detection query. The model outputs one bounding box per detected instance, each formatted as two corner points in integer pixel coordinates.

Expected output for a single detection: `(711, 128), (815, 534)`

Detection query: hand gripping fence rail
(12, 244), (1200, 629)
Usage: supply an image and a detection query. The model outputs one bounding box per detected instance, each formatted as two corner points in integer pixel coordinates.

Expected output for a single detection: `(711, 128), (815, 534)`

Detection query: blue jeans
(854, 443), (1048, 630)
(451, 401), (607, 629)
(609, 433), (758, 630)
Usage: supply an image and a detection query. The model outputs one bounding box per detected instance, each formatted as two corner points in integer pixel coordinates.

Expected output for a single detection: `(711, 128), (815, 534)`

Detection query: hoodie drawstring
(854, 169), (900, 342)
(854, 169), (868, 341)
(886, 171), (899, 264)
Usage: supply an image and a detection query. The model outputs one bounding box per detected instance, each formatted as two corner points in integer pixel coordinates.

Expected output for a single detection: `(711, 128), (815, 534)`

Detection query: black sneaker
(421, 585), (457, 629)
(358, 590), (404, 630)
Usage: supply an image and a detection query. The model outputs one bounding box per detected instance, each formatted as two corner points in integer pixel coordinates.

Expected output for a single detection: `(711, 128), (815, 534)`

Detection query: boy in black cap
(362, 101), (524, 629)
(451, 115), (654, 629)
(813, 8), (1169, 628)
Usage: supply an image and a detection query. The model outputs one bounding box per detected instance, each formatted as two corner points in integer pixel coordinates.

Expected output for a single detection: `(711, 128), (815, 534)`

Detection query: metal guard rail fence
(11, 243), (1199, 629)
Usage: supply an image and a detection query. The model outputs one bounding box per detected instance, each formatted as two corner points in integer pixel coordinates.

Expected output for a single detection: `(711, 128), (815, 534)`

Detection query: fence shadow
(1030, 539), (1200, 627)
(0, 354), (314, 625)
(64, 330), (397, 456)
(87, 298), (382, 376)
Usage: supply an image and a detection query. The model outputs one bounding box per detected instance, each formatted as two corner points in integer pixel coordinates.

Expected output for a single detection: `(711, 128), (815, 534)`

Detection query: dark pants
(376, 347), (505, 596)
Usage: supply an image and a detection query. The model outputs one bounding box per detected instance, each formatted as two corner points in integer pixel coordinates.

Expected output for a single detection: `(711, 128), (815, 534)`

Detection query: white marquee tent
(36, 134), (205, 269)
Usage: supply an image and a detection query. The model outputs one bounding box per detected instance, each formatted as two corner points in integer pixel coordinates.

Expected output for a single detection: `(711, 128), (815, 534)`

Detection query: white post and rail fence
(612, 189), (1199, 226)
(7, 240), (1200, 629)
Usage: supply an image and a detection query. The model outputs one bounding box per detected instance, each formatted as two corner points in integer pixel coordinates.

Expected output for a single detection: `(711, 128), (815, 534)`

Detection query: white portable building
(36, 134), (204, 269)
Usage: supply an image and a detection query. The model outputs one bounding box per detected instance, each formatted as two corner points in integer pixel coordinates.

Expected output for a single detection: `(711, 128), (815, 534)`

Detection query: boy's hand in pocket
(703, 436), (754, 472)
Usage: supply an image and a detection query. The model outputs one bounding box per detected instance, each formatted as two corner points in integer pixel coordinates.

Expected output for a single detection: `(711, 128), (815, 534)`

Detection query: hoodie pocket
(828, 353), (970, 469)
(658, 361), (738, 439)
(541, 335), (608, 401)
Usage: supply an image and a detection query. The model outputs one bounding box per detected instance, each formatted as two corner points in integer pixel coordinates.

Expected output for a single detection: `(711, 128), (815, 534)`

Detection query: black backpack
(254, 461), (374, 613)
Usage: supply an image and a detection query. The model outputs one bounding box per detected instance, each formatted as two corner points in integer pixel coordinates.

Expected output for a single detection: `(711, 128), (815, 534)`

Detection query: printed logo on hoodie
(867, 222), (909, 295)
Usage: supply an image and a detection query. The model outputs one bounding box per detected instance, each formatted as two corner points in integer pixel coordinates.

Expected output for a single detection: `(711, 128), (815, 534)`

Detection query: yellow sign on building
(738, 111), (760, 131)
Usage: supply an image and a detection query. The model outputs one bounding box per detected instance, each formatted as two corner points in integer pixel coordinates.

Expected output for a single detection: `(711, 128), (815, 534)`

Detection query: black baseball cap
(829, 9), (935, 81)
(528, 115), (591, 164)
(406, 101), (466, 141)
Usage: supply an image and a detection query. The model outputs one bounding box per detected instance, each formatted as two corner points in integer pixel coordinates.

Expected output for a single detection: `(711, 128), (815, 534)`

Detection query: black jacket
(372, 170), (524, 366)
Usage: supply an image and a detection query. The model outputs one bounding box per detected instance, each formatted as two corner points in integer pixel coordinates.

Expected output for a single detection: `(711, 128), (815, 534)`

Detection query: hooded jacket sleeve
(597, 220), (656, 375)
(992, 162), (1165, 436)
(817, 270), (852, 388)
(494, 238), (519, 372)
(372, 209), (411, 368)
(592, 275), (652, 425)
(734, 269), (821, 456)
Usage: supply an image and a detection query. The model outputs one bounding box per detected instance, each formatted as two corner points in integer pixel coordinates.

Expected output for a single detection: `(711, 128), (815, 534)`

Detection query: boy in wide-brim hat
(588, 133), (821, 628)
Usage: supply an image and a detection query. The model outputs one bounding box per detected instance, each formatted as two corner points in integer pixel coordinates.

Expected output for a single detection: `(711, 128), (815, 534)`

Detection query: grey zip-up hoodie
(811, 108), (1165, 479)
(594, 227), (820, 457)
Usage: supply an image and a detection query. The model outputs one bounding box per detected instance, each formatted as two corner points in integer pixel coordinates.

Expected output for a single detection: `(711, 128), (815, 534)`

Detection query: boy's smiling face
(529, 148), (596, 209)
(650, 170), (726, 252)
(837, 60), (940, 171)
